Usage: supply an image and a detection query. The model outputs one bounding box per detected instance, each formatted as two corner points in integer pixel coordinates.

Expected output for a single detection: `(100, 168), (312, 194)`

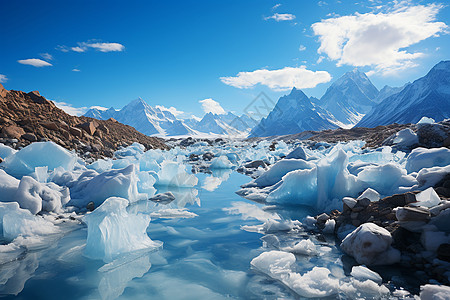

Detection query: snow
(14, 176), (70, 214)
(406, 147), (450, 173)
(83, 197), (162, 262)
(357, 188), (380, 202)
(393, 128), (418, 147)
(341, 223), (400, 266)
(420, 284), (450, 300)
(412, 187), (441, 208)
(0, 202), (59, 242)
(285, 146), (307, 160)
(417, 116), (435, 124)
(1, 142), (77, 177)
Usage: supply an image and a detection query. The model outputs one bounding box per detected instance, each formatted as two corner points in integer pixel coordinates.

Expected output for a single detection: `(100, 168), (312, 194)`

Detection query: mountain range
(85, 60), (450, 138)
(84, 99), (255, 137)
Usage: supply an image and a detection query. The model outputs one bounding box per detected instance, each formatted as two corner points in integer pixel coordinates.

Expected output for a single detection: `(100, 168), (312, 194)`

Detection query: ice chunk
(282, 239), (317, 255)
(0, 143), (17, 160)
(250, 250), (295, 280)
(417, 116), (435, 124)
(14, 176), (70, 214)
(156, 161), (198, 187)
(357, 163), (417, 196)
(0, 202), (59, 241)
(210, 155), (233, 169)
(393, 128), (418, 147)
(406, 147), (450, 173)
(0, 170), (20, 203)
(87, 159), (113, 173)
(341, 223), (400, 266)
(285, 146), (307, 160)
(137, 171), (157, 197)
(357, 188), (380, 202)
(340, 277), (390, 299)
(34, 166), (49, 183)
(1, 141), (77, 177)
(350, 265), (382, 284)
(254, 159), (315, 188)
(420, 284), (450, 300)
(421, 229), (450, 252)
(149, 208), (198, 219)
(83, 197), (162, 262)
(114, 142), (145, 159)
(69, 165), (146, 208)
(412, 187), (441, 208)
(251, 251), (339, 298)
(415, 165), (450, 189)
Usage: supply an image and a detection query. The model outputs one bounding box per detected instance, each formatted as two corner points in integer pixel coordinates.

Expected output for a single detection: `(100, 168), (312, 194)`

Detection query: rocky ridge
(0, 84), (167, 160)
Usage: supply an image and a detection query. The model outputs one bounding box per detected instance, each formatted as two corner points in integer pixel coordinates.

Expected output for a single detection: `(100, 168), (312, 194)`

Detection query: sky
(0, 0), (449, 119)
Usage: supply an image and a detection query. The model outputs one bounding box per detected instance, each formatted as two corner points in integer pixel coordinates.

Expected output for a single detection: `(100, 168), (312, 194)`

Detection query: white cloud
(265, 13), (296, 22)
(72, 68), (81, 72)
(71, 46), (86, 53)
(56, 45), (69, 52)
(317, 56), (325, 64)
(0, 74), (7, 83)
(90, 105), (109, 111)
(311, 3), (448, 75)
(155, 105), (185, 117)
(53, 101), (87, 116)
(220, 66), (332, 91)
(272, 3), (281, 10)
(76, 42), (125, 52)
(18, 59), (52, 67)
(299, 45), (306, 51)
(199, 98), (226, 115)
(40, 53), (53, 60)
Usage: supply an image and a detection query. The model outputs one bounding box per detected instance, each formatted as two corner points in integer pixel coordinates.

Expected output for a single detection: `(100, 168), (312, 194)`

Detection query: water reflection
(202, 169), (232, 192)
(0, 252), (39, 296)
(98, 253), (152, 300)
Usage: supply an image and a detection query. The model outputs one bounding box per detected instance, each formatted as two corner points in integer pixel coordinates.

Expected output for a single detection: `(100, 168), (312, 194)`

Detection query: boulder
(21, 133), (37, 142)
(41, 121), (59, 131)
(78, 122), (97, 136)
(69, 126), (83, 138)
(395, 206), (430, 222)
(341, 223), (401, 265)
(2, 125), (25, 139)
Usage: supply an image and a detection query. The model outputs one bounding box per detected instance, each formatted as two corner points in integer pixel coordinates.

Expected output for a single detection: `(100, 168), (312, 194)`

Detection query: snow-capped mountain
(186, 112), (257, 136)
(249, 88), (338, 137)
(85, 98), (196, 136)
(316, 69), (379, 127)
(85, 98), (255, 137)
(357, 61), (450, 128)
(372, 85), (406, 104)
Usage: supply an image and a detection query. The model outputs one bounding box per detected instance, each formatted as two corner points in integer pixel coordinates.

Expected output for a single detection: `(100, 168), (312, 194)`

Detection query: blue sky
(0, 0), (449, 119)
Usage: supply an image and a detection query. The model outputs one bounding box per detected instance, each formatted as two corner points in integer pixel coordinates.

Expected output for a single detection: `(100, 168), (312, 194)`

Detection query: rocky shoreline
(0, 84), (167, 161)
(310, 175), (450, 288)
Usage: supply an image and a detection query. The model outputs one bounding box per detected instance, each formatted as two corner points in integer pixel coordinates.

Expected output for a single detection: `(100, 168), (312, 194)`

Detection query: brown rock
(98, 124), (109, 134)
(41, 121), (59, 131)
(0, 83), (8, 98)
(69, 127), (83, 138)
(78, 122), (97, 135)
(2, 125), (25, 139)
(21, 133), (37, 142)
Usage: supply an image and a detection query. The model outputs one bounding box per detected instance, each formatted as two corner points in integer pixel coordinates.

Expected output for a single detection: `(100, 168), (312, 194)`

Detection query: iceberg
(156, 161), (198, 187)
(69, 165), (146, 208)
(83, 197), (162, 262)
(1, 142), (77, 177)
(210, 155), (233, 169)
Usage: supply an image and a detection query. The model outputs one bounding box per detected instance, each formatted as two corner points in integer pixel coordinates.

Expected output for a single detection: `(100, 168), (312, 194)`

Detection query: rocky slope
(0, 84), (167, 159)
